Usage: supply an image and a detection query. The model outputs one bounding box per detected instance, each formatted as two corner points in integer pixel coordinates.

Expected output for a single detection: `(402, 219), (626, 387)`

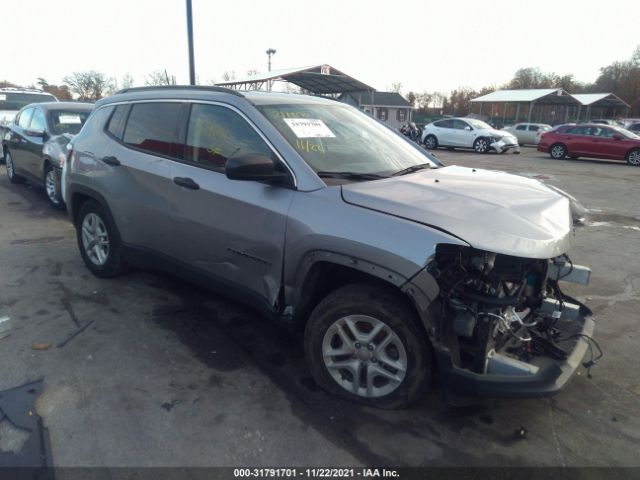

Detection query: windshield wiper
(392, 163), (436, 176)
(316, 171), (388, 181)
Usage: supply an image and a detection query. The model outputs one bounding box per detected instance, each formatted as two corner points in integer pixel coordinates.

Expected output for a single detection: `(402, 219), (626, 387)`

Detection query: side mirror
(612, 134), (623, 140)
(464, 126), (472, 131)
(25, 129), (45, 138)
(225, 153), (291, 185)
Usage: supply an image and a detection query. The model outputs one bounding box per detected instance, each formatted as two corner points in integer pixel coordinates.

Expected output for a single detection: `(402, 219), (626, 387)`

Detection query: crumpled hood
(341, 165), (573, 259)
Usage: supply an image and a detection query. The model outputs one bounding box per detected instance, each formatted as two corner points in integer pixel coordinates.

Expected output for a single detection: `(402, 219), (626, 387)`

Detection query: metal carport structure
(216, 64), (374, 96)
(572, 93), (630, 121)
(470, 89), (581, 126)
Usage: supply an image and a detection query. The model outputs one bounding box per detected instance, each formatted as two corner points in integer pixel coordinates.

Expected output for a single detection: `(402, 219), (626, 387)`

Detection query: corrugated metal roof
(572, 93), (630, 108)
(471, 89), (561, 102)
(216, 64), (374, 94)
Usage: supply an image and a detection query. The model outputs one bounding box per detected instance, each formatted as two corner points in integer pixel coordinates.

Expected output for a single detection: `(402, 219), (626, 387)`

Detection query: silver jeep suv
(64, 86), (595, 408)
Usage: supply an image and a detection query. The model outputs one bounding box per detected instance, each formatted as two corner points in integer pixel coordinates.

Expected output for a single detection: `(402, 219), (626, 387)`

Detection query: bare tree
(390, 81), (403, 93)
(145, 70), (176, 86)
(246, 69), (259, 77)
(63, 71), (111, 101)
(121, 73), (135, 89)
(221, 71), (236, 82)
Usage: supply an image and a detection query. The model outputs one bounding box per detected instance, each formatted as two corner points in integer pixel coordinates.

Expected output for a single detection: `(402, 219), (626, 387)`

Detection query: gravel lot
(0, 147), (639, 468)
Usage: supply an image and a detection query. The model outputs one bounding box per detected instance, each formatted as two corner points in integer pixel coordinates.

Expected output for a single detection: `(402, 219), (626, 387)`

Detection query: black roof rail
(115, 85), (244, 97)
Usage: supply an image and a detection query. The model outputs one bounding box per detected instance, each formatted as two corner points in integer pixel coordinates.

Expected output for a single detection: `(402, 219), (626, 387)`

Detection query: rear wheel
(304, 283), (431, 409)
(76, 200), (127, 278)
(550, 143), (567, 159)
(626, 149), (640, 166)
(44, 164), (64, 208)
(423, 135), (438, 150)
(5, 151), (25, 184)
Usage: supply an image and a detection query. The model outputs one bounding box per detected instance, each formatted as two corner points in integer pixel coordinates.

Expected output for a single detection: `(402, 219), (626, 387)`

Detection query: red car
(538, 123), (640, 166)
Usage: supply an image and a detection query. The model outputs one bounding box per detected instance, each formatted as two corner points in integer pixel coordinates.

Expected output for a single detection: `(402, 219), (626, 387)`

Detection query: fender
(66, 184), (120, 242)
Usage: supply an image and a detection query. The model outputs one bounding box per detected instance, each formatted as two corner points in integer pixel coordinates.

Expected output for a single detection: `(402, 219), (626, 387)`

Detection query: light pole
(186, 0), (196, 85)
(266, 48), (276, 91)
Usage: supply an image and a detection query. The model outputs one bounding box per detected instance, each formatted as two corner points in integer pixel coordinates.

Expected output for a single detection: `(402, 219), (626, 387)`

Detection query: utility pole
(186, 0), (196, 85)
(266, 48), (276, 91)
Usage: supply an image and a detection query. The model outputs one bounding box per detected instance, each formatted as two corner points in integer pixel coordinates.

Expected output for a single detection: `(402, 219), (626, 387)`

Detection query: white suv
(422, 117), (519, 154)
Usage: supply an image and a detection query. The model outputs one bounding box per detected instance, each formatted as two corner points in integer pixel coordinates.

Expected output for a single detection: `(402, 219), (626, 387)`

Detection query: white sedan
(421, 118), (519, 154)
(502, 123), (551, 145)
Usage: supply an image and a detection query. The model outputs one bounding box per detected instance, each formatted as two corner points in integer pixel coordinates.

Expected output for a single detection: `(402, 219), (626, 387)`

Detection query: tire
(304, 283), (431, 409)
(473, 137), (490, 154)
(5, 150), (25, 184)
(550, 143), (567, 159)
(423, 135), (438, 150)
(76, 199), (127, 278)
(626, 148), (640, 166)
(44, 164), (64, 209)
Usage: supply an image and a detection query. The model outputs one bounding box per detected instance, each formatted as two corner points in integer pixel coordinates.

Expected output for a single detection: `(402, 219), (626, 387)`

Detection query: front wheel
(626, 148), (640, 166)
(473, 137), (490, 154)
(76, 200), (128, 278)
(304, 283), (431, 409)
(44, 165), (64, 209)
(550, 143), (567, 159)
(5, 151), (25, 184)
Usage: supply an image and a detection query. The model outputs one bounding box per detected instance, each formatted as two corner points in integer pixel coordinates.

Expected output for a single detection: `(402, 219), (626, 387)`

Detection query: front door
(168, 102), (295, 310)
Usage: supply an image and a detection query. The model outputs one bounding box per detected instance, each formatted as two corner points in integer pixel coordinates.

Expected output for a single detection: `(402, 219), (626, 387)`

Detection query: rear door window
(184, 104), (273, 171)
(434, 119), (453, 128)
(528, 125), (539, 132)
(123, 102), (184, 158)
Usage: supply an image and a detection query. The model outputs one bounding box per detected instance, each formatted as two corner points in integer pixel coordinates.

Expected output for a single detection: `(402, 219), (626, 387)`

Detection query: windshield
(257, 103), (438, 176)
(49, 109), (91, 135)
(0, 92), (56, 111)
(466, 119), (492, 130)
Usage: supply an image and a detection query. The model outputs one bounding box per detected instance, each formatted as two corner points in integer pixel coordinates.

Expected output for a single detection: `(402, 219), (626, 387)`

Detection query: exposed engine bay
(429, 245), (599, 380)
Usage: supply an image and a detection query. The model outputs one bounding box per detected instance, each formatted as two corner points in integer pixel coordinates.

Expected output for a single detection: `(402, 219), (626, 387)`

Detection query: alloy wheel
(81, 213), (110, 266)
(474, 138), (488, 153)
(425, 136), (436, 149)
(45, 169), (59, 204)
(551, 144), (566, 159)
(322, 315), (407, 398)
(6, 153), (14, 179)
(628, 150), (640, 166)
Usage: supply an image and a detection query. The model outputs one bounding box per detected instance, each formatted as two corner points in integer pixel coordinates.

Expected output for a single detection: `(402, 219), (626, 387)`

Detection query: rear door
(22, 106), (47, 178)
(515, 124), (529, 144)
(432, 119), (454, 145)
(103, 101), (188, 254)
(7, 108), (34, 172)
(167, 102), (295, 310)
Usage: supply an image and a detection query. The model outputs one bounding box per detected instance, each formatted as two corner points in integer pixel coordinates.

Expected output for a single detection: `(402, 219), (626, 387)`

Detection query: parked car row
(2, 101), (93, 206)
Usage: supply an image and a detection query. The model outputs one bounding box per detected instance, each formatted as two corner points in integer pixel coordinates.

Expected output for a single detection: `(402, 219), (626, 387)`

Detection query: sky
(4, 0), (639, 94)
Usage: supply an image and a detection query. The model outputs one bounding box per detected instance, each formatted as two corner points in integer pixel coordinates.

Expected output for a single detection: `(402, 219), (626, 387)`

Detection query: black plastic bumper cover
(437, 314), (595, 399)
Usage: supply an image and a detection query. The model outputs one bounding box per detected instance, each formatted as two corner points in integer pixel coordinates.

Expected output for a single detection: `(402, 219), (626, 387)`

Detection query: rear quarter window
(106, 105), (130, 140)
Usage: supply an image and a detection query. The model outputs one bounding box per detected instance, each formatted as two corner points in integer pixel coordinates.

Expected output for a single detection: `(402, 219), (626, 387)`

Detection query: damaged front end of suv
(423, 245), (595, 399)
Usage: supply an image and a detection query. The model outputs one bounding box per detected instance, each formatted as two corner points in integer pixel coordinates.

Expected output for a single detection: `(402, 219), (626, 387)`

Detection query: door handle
(173, 177), (200, 190)
(101, 156), (121, 166)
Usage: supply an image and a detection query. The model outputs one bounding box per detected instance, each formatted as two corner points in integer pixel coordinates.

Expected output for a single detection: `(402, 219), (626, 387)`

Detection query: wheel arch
(68, 185), (120, 240)
(287, 254), (431, 338)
